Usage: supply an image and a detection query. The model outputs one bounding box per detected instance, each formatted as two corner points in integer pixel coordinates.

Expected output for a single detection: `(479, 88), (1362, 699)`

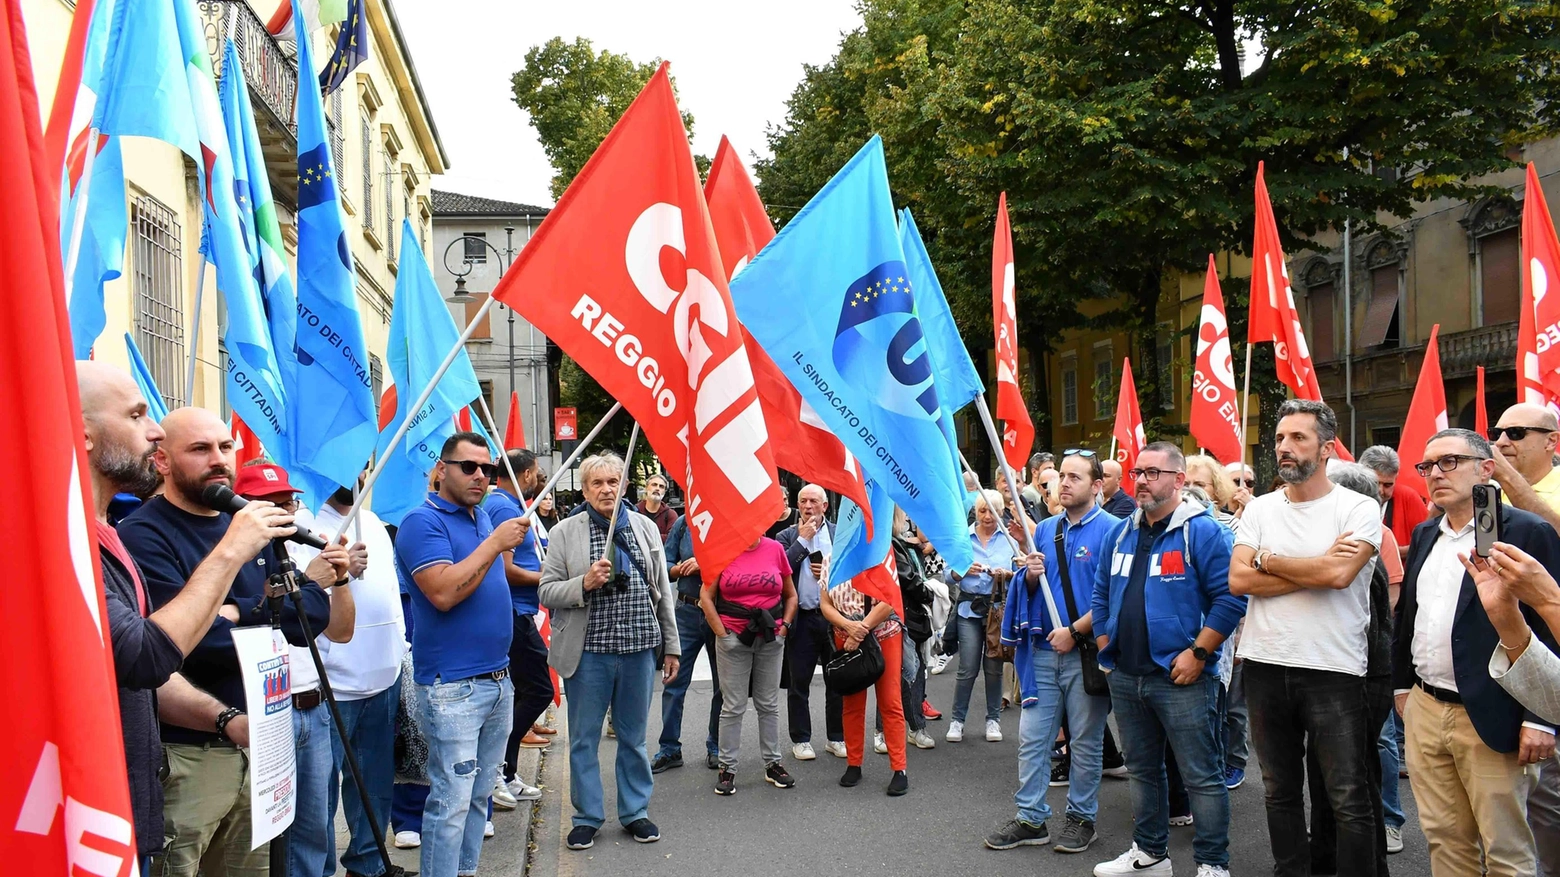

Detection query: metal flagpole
(62, 127), (101, 309)
(957, 449), (1063, 632)
(473, 391), (522, 498)
(971, 395), (1063, 631)
(605, 421), (641, 581)
(185, 255), (207, 402)
(1109, 437), (1117, 462)
(1238, 342), (1254, 467)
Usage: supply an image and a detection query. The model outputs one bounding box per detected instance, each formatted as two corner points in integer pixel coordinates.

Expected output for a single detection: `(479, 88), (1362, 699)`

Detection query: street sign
(554, 407), (577, 441)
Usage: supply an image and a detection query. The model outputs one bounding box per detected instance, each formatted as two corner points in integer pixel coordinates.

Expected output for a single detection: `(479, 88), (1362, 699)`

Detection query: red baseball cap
(235, 463), (303, 498)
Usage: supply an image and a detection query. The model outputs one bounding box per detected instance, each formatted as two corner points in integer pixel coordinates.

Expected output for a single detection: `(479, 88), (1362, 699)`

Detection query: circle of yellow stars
(851, 275), (912, 307)
(299, 162), (332, 187)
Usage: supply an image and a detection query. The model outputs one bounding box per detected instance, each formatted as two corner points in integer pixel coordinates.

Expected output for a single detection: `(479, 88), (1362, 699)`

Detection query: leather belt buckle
(488, 668), (509, 682)
(292, 689), (323, 711)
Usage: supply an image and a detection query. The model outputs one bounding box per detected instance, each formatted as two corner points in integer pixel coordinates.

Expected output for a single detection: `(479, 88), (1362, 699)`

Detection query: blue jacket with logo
(1090, 497), (1245, 674)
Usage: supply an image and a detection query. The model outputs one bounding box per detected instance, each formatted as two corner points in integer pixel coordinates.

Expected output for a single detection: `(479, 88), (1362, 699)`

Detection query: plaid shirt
(582, 518), (663, 655)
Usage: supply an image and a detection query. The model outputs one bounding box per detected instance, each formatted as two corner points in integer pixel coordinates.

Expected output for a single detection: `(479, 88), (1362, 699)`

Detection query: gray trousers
(714, 633), (786, 771)
(1534, 757), (1560, 877)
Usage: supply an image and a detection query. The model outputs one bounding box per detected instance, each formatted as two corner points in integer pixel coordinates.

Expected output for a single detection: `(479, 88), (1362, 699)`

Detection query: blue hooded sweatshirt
(1090, 497), (1245, 674)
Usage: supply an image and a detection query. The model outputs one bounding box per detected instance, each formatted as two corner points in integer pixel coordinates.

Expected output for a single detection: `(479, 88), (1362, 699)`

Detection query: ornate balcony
(1439, 322), (1517, 379)
(199, 0), (299, 209)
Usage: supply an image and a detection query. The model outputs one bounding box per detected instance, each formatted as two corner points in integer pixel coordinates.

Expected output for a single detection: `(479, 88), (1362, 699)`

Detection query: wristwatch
(1192, 645), (1211, 662)
(1253, 549), (1270, 572)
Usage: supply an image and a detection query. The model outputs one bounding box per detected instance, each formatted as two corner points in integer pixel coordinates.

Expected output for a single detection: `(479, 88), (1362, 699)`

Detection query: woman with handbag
(947, 490), (1020, 744)
(821, 570), (910, 796)
(875, 509), (940, 752)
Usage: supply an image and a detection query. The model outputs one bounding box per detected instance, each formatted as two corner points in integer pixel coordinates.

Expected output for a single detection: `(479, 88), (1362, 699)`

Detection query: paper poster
(231, 626), (296, 848)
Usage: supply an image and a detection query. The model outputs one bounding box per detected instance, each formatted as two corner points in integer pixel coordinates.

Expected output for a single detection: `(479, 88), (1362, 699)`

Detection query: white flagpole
(971, 395), (1063, 632)
(184, 255), (208, 402)
(473, 391), (522, 500)
(1238, 342), (1254, 467)
(62, 127), (101, 310)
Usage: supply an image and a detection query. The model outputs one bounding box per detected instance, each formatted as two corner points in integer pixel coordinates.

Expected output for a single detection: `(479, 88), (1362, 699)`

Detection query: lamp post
(442, 232), (515, 434)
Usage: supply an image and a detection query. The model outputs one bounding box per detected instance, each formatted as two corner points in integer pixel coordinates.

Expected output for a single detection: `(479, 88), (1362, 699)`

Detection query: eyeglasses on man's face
(1412, 454), (1486, 477)
(1128, 467), (1182, 482)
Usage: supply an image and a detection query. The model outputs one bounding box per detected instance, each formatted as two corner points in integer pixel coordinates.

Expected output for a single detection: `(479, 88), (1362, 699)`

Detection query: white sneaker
(491, 784), (518, 810)
(986, 720), (1003, 742)
(908, 729), (936, 749)
(825, 740), (848, 759)
(1195, 865), (1231, 877)
(1385, 825), (1404, 854)
(393, 831), (420, 849)
(931, 655), (951, 675)
(1169, 813), (1195, 827)
(946, 720), (964, 742)
(483, 820), (495, 839)
(792, 742), (816, 761)
(1094, 844), (1171, 876)
(873, 732), (887, 754)
(507, 777), (542, 801)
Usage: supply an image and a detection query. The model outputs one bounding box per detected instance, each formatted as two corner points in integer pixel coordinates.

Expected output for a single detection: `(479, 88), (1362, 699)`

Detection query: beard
(1139, 489), (1177, 514)
(330, 485), (356, 506)
(1277, 455), (1319, 484)
(179, 465), (233, 507)
(96, 439), (160, 497)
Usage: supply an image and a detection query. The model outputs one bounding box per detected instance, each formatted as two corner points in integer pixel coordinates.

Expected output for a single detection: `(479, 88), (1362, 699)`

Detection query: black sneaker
(624, 818), (661, 843)
(1052, 814), (1097, 853)
(651, 752), (683, 774)
(886, 770), (908, 796)
(839, 765), (863, 787)
(706, 752), (720, 770)
(984, 818), (1049, 850)
(1050, 760), (1070, 787)
(566, 825), (597, 850)
(765, 763), (796, 788)
(715, 769), (736, 796)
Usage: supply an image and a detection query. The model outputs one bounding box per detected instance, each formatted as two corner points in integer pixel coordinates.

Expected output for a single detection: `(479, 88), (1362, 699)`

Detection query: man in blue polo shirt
(988, 449), (1119, 855)
(485, 448), (551, 808)
(395, 432), (530, 877)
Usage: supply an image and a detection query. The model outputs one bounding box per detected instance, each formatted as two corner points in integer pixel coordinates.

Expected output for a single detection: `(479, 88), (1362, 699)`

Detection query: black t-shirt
(1116, 517), (1168, 676)
(766, 508), (799, 540)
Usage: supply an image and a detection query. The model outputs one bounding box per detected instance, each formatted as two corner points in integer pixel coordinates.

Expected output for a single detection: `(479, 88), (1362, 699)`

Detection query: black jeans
(786, 608), (843, 744)
(1244, 660), (1377, 877)
(503, 613), (555, 780)
(1308, 676), (1393, 876)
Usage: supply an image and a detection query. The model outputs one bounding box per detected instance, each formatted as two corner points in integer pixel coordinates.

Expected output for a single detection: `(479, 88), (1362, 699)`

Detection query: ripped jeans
(417, 675), (514, 877)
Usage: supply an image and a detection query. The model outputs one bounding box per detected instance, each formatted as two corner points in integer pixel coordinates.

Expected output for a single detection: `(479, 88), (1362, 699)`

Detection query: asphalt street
(528, 660), (1433, 877)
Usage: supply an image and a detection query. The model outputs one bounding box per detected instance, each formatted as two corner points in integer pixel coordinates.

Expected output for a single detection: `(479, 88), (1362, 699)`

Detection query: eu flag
(290, 0), (375, 508)
(319, 0), (368, 96)
(730, 136), (974, 574)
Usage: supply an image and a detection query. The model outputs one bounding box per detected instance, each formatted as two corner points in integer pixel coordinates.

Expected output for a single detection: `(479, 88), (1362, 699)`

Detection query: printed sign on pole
(230, 626), (296, 848)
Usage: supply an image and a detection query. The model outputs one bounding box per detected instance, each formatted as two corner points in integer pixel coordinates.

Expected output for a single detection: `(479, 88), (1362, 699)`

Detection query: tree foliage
(759, 0), (1560, 453)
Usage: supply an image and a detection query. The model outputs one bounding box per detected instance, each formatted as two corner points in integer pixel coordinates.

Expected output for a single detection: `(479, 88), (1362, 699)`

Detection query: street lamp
(442, 231), (521, 437)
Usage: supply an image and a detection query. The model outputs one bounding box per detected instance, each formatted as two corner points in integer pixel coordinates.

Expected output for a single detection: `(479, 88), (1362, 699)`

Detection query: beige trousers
(152, 743), (267, 877)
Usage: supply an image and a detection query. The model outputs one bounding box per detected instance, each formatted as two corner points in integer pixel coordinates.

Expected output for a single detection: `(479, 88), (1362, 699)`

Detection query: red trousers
(839, 630), (907, 771)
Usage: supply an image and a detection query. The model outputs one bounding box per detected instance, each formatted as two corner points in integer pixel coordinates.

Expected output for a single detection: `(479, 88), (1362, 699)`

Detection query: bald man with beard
(117, 404), (345, 877)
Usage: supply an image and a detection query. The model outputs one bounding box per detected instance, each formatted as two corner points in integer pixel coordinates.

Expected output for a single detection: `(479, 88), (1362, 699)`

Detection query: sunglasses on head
(1489, 426), (1555, 442)
(1063, 448), (1097, 458)
(442, 459), (499, 479)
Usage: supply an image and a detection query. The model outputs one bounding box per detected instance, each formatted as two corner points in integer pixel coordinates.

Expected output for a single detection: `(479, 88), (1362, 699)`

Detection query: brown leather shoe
(531, 724), (558, 736)
(521, 731), (552, 748)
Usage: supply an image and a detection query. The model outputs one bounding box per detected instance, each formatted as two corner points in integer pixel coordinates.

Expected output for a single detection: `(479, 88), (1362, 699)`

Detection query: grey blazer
(539, 510), (680, 679)
(1490, 638), (1560, 726)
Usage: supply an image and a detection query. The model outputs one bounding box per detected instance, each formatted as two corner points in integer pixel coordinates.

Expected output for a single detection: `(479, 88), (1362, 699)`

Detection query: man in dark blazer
(774, 483), (845, 759)
(1395, 428), (1559, 877)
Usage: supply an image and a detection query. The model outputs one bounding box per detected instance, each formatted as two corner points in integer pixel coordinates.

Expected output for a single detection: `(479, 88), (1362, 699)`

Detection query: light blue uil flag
(730, 136), (973, 574)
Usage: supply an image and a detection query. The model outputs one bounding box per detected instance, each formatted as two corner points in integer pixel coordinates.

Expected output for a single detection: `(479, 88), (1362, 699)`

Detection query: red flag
(2, 2), (137, 869)
(1476, 366), (1488, 438)
(1190, 256), (1243, 464)
(1248, 162), (1352, 460)
(852, 546), (904, 628)
(536, 607), (561, 706)
(377, 379), (398, 431)
(491, 65), (784, 577)
(455, 407), (471, 432)
(1112, 359), (1147, 474)
(705, 135), (872, 523)
(1521, 162), (1560, 412)
(232, 413), (264, 468)
(504, 390), (526, 449)
(992, 193), (1034, 471)
(1396, 324), (1447, 497)
(41, 0), (95, 199)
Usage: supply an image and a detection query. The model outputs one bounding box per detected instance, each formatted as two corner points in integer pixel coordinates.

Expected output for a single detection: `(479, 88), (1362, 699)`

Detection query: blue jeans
(1225, 659), (1249, 771)
(327, 679), (400, 876)
(1017, 648), (1111, 824)
(1379, 711), (1405, 829)
(952, 614), (1002, 723)
(289, 702), (334, 877)
(657, 601), (721, 759)
(417, 676), (513, 877)
(391, 782), (427, 834)
(1110, 669), (1230, 867)
(563, 649), (656, 829)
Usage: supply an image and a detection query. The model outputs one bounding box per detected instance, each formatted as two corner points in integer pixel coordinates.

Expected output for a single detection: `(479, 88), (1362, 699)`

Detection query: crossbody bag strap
(1054, 523), (1082, 627)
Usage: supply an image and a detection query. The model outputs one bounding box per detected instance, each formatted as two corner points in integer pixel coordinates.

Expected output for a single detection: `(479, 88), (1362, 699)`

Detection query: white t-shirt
(1234, 484), (1383, 676)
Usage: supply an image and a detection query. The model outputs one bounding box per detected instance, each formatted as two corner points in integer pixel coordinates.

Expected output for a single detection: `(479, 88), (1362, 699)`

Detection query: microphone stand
(264, 539), (404, 877)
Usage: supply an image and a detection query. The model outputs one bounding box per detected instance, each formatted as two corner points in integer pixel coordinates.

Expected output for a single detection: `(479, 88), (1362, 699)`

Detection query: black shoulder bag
(823, 596), (886, 696)
(1055, 526), (1110, 696)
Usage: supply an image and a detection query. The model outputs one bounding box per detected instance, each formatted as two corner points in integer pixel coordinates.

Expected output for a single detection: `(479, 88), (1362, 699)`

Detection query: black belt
(293, 689), (323, 711)
(797, 606), (822, 614)
(678, 593), (700, 607)
(1417, 681), (1463, 705)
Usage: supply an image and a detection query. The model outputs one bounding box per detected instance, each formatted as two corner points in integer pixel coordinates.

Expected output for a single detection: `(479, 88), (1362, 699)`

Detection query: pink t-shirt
(715, 538), (793, 635)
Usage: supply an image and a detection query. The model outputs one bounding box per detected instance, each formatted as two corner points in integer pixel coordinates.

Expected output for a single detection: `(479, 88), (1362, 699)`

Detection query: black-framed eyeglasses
(1128, 467), (1182, 482)
(1238, 478), (1256, 488)
(1063, 448), (1097, 458)
(1489, 426), (1555, 442)
(442, 459), (499, 479)
(1412, 454), (1486, 477)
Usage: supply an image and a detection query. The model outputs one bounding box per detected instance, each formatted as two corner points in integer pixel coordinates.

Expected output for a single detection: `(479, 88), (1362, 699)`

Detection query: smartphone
(1473, 483), (1502, 558)
(808, 550), (825, 564)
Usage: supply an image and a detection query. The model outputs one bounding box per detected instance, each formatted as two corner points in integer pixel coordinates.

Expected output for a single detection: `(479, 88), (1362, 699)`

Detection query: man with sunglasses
(394, 432), (531, 877)
(1229, 399), (1382, 877)
(1490, 404), (1560, 538)
(1393, 429), (1560, 877)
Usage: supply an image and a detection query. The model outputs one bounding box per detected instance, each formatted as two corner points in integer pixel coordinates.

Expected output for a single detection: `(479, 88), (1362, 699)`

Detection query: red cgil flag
(1520, 162), (1560, 412)
(455, 407), (471, 433)
(1112, 359), (1147, 475)
(1248, 162), (1352, 460)
(504, 390), (526, 449)
(992, 193), (1034, 472)
(705, 135), (872, 525)
(1, 1), (138, 870)
(1190, 256), (1244, 464)
(1396, 324), (1447, 498)
(232, 413), (264, 468)
(1476, 366), (1488, 438)
(491, 64), (784, 578)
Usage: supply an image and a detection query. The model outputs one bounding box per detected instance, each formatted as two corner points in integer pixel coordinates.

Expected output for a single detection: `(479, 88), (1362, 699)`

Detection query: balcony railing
(1440, 321), (1517, 379)
(199, 0), (299, 207)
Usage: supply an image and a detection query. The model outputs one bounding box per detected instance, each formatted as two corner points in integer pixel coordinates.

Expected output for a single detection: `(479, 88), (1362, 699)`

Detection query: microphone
(201, 483), (329, 550)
